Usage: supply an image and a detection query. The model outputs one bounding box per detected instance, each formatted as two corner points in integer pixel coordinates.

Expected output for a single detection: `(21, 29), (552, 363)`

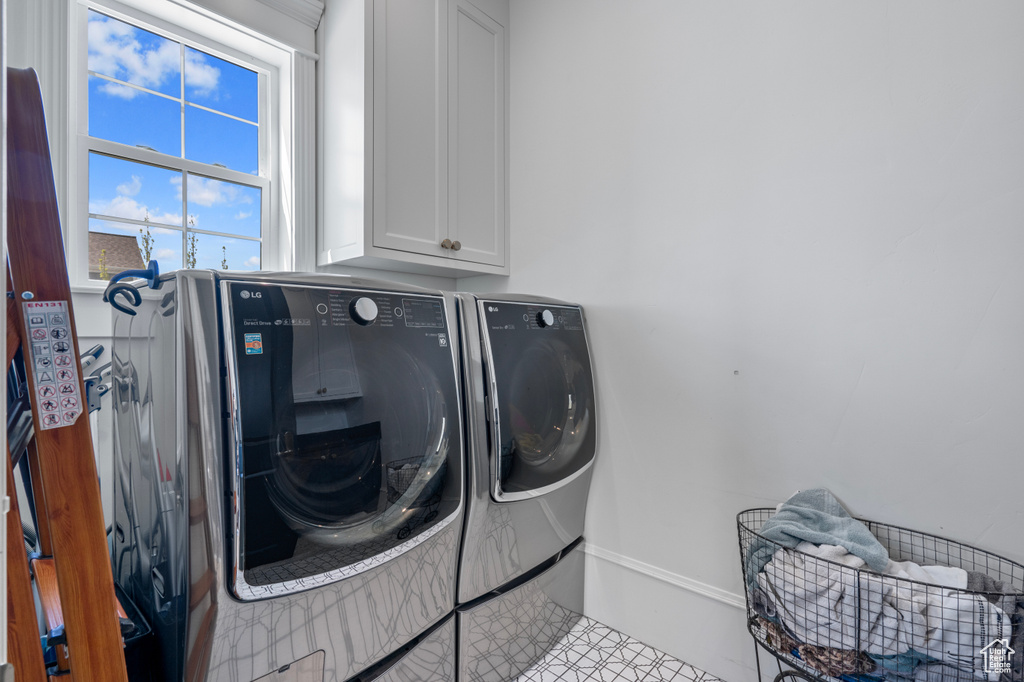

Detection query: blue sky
(87, 10), (262, 273)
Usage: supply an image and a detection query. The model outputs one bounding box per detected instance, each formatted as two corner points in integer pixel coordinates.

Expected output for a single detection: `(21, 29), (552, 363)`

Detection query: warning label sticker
(23, 301), (82, 430)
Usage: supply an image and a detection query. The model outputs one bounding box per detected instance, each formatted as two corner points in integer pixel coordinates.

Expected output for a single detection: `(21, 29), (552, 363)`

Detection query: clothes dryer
(455, 294), (596, 680)
(109, 272), (463, 682)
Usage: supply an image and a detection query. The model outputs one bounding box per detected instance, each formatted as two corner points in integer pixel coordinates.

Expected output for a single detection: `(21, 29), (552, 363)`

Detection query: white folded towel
(758, 543), (1010, 679)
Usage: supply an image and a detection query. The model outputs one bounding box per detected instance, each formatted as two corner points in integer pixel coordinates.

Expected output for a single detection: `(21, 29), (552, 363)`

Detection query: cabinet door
(448, 0), (506, 268)
(372, 0), (449, 257)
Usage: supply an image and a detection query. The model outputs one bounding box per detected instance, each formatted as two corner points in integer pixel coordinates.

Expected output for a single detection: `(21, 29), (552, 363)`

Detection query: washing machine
(109, 271), (463, 682)
(454, 294), (596, 681)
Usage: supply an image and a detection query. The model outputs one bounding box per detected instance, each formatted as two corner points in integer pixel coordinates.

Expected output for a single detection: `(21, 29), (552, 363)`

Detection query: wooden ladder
(6, 67), (130, 682)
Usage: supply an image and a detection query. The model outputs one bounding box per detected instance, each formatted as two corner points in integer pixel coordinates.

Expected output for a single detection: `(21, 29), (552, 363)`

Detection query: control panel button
(537, 309), (555, 328)
(349, 297), (379, 325)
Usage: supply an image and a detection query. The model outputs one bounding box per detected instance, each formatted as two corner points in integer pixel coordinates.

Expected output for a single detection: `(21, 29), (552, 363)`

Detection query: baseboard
(581, 543), (758, 682)
(581, 542), (745, 610)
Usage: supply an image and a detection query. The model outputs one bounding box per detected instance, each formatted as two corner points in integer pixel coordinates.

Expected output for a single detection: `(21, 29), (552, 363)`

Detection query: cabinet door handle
(441, 239), (453, 249)
(451, 240), (462, 251)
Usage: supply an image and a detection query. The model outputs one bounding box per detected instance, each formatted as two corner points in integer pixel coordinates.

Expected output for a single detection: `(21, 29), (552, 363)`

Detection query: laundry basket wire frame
(737, 508), (1024, 682)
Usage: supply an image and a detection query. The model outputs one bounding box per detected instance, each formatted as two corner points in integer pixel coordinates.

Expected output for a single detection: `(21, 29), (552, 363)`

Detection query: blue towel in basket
(745, 488), (890, 590)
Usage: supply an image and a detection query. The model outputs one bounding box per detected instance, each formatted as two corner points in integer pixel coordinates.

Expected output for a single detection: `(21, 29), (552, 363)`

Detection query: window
(77, 2), (278, 283)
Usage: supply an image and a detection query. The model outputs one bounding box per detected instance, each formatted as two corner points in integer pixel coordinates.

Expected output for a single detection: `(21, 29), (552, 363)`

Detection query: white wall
(459, 2), (1024, 680)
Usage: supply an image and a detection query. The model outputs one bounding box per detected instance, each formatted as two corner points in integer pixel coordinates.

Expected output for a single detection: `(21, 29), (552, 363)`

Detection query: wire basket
(385, 457), (446, 506)
(738, 508), (1024, 682)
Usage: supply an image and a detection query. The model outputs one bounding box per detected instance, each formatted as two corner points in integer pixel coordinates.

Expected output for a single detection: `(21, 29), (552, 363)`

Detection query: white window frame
(78, 3), (272, 279)
(65, 0), (316, 292)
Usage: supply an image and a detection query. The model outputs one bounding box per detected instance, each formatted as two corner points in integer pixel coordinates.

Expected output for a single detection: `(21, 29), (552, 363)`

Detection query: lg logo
(239, 290), (263, 299)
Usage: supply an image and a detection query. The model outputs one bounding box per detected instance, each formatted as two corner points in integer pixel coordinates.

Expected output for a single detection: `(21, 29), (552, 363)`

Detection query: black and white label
(24, 301), (82, 430)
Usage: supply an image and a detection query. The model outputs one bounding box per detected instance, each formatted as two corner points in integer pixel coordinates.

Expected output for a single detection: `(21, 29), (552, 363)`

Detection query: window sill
(70, 283), (108, 297)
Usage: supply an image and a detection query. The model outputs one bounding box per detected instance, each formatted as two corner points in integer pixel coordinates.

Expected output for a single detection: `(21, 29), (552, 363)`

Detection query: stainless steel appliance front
(220, 279), (461, 600)
(455, 293), (596, 604)
(457, 543), (585, 682)
(110, 271), (463, 682)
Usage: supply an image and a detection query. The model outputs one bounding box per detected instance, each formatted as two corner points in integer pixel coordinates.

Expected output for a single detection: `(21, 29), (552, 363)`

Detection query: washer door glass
(226, 283), (460, 595)
(481, 302), (596, 497)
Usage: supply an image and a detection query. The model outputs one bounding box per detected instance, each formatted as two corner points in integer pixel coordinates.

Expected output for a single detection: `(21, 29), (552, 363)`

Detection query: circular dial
(537, 309), (555, 328)
(349, 297), (379, 325)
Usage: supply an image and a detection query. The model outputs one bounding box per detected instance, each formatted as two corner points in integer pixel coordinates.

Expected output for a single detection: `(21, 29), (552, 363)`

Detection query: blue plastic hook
(103, 260), (161, 316)
(108, 260), (161, 289)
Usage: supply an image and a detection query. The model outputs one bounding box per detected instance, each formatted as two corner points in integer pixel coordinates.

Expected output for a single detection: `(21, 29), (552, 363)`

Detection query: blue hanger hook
(103, 260), (161, 316)
(109, 260), (161, 289)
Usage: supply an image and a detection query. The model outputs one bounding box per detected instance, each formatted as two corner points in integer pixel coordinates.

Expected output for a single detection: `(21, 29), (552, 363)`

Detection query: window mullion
(87, 71), (181, 105)
(180, 41), (188, 270)
(180, 41), (186, 165)
(89, 212), (179, 232)
(185, 101), (258, 127)
(182, 170), (189, 269)
(185, 227), (261, 241)
(87, 138), (269, 189)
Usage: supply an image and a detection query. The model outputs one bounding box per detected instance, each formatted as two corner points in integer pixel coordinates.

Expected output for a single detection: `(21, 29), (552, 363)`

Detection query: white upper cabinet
(318, 0), (509, 277)
(371, 0), (446, 258)
(449, 0), (505, 268)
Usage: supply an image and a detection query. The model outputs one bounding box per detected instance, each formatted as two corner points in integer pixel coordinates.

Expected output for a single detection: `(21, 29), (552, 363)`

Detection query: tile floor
(514, 616), (724, 682)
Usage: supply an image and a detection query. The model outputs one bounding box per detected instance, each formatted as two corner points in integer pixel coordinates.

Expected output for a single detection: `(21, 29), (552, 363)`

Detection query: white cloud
(154, 248), (178, 261)
(89, 15), (180, 91)
(89, 194), (181, 226)
(88, 14), (219, 99)
(245, 256), (261, 268)
(185, 50), (220, 98)
(181, 175), (239, 207)
(234, 210), (252, 220)
(116, 175), (142, 197)
(98, 81), (143, 101)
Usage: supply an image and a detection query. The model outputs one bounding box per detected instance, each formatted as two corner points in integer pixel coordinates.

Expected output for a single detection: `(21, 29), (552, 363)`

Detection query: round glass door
(481, 301), (596, 498)
(264, 340), (449, 540)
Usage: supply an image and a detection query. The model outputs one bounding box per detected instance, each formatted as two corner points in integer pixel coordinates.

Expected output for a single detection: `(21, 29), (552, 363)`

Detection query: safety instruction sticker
(24, 301), (82, 430)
